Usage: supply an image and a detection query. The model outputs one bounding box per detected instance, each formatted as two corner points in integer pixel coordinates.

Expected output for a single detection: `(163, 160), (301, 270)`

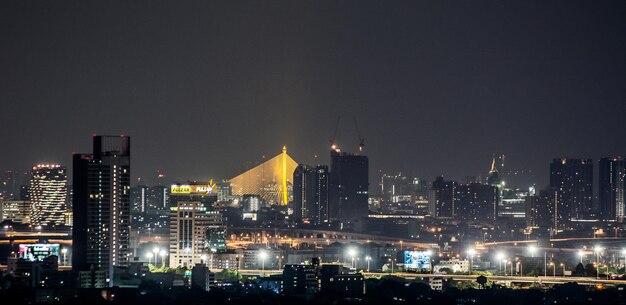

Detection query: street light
(594, 246), (603, 280)
(549, 262), (555, 277)
(147, 252), (154, 265)
(621, 249), (626, 269)
(560, 263), (565, 276)
(153, 247), (160, 266)
(259, 249), (269, 272)
(578, 250), (584, 264)
(528, 245), (537, 258)
(347, 247), (357, 269)
(365, 256), (371, 272)
(467, 248), (476, 275)
(160, 250), (167, 268)
(61, 248), (68, 265)
(496, 252), (505, 275)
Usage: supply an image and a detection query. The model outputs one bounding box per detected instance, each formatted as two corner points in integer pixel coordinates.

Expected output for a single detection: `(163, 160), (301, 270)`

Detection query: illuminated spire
(490, 157), (498, 173)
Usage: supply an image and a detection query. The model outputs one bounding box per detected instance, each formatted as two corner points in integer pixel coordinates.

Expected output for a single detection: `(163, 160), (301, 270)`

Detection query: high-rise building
(428, 177), (456, 219)
(169, 201), (223, 268)
(72, 135), (131, 283)
(525, 190), (556, 228)
(599, 157), (626, 222)
(29, 164), (67, 226)
(148, 185), (169, 210)
(550, 158), (593, 223)
(293, 164), (329, 225)
(130, 185), (148, 213)
(454, 182), (498, 221)
(0, 170), (21, 200)
(328, 148), (369, 223)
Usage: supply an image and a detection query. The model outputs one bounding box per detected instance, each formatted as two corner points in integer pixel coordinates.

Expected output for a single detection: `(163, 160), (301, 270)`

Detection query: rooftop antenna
(353, 116), (365, 153)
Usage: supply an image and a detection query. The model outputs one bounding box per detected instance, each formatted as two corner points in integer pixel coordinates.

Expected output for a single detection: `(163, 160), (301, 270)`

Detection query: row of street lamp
(146, 247), (168, 267)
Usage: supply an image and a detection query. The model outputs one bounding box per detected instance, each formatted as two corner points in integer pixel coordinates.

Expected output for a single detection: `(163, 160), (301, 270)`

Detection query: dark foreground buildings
(328, 148), (369, 224)
(72, 135), (131, 284)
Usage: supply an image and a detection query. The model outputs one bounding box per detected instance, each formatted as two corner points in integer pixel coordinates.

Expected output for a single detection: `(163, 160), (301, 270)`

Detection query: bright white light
(496, 252), (504, 261)
(578, 250), (584, 257)
(528, 245), (537, 254)
(467, 248), (476, 256)
(146, 252), (154, 259)
(159, 250), (167, 256)
(347, 247), (357, 257)
(153, 247), (160, 254)
(61, 248), (68, 254)
(425, 250), (433, 256)
(258, 249), (269, 260)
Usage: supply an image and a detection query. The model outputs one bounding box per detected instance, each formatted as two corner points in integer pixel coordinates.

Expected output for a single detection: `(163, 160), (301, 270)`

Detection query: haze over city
(2, 1), (625, 187)
(1, 1), (626, 305)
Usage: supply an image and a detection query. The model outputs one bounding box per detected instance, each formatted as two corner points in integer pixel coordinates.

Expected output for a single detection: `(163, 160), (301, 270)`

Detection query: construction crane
(353, 116), (365, 153)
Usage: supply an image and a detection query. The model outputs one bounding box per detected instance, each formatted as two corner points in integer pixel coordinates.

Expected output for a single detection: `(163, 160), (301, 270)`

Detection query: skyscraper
(428, 176), (456, 219)
(29, 164), (67, 226)
(599, 157), (625, 222)
(328, 148), (369, 224)
(455, 182), (499, 221)
(72, 135), (131, 283)
(293, 164), (329, 225)
(549, 158), (593, 224)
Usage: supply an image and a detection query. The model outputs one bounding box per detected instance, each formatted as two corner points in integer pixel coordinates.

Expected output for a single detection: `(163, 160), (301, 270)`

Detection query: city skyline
(1, 1), (625, 188)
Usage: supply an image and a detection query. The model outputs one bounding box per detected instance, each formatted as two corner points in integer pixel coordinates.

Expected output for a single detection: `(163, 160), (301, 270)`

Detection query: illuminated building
(169, 201), (223, 268)
(72, 135), (131, 284)
(454, 182), (498, 221)
(293, 164), (329, 224)
(229, 146), (298, 205)
(130, 185), (148, 213)
(428, 177), (456, 219)
(0, 199), (31, 223)
(599, 157), (625, 221)
(29, 164), (67, 226)
(0, 169), (22, 200)
(328, 147), (369, 223)
(525, 190), (556, 228)
(550, 158), (593, 223)
(169, 181), (217, 208)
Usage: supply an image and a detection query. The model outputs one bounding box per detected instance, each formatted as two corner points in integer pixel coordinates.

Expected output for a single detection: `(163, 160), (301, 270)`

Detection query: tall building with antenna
(72, 135), (131, 285)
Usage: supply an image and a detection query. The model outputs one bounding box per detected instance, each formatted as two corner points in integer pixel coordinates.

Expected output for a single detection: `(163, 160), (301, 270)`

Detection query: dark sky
(1, 1), (625, 189)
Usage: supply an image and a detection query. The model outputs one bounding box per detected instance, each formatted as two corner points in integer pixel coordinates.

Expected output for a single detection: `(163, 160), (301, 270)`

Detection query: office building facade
(29, 164), (67, 226)
(599, 157), (625, 222)
(72, 135), (131, 283)
(550, 158), (593, 223)
(329, 149), (369, 223)
(293, 164), (329, 224)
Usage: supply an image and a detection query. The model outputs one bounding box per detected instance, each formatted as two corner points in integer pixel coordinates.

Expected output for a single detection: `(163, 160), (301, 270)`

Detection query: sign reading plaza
(171, 180), (217, 195)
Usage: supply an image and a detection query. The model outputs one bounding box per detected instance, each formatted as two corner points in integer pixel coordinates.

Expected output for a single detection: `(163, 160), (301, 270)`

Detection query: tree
(573, 263), (585, 276)
(476, 275), (487, 289)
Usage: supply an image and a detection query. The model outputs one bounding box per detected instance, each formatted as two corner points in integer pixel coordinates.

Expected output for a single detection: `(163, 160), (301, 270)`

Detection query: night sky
(1, 1), (625, 188)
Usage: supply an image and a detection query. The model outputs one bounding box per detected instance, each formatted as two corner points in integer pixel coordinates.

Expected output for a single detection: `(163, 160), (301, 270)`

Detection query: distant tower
(293, 164), (329, 225)
(550, 158), (593, 224)
(29, 164), (67, 226)
(487, 157), (503, 188)
(328, 145), (369, 223)
(599, 157), (625, 222)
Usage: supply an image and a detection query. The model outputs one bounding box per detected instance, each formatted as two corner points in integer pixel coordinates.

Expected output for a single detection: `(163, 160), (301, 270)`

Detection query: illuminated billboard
(171, 180), (216, 195)
(404, 251), (431, 270)
(19, 243), (60, 261)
